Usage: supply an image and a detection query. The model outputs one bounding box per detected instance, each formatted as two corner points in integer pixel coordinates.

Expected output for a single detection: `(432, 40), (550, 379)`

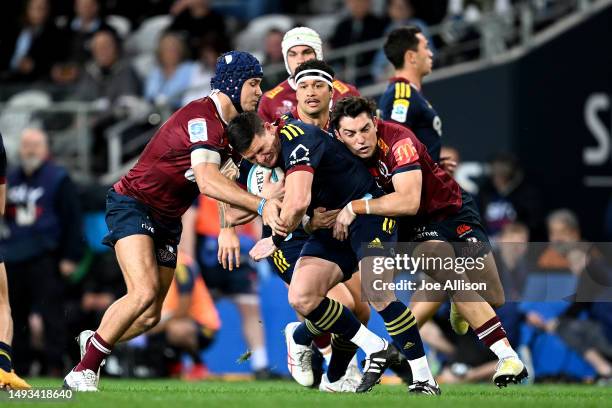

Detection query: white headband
(295, 69), (333, 87)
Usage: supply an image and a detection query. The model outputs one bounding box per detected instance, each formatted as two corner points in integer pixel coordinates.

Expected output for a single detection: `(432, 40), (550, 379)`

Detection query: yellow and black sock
(327, 334), (358, 382)
(378, 301), (425, 361)
(302, 298), (361, 341)
(0, 341), (12, 371)
(292, 319), (324, 345)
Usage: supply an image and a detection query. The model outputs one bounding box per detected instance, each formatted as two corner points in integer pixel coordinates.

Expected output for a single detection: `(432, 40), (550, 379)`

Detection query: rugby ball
(246, 165), (284, 197)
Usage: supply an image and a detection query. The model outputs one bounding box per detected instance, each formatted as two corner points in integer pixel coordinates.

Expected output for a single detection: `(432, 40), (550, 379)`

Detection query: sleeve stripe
(392, 164), (421, 175)
(191, 148), (221, 167)
(190, 144), (220, 152)
(286, 165), (314, 176)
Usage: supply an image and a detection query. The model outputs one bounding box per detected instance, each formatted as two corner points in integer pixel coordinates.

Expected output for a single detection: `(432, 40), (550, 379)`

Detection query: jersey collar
(209, 90), (228, 125)
(389, 76), (410, 84)
(288, 77), (297, 91)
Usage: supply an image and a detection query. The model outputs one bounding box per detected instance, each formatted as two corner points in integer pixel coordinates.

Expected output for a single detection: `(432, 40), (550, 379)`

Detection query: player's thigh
(290, 256), (344, 301)
(114, 234), (159, 294)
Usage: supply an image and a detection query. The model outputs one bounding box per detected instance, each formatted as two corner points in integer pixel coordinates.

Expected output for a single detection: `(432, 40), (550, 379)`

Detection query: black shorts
(268, 238), (304, 285)
(300, 214), (397, 281)
(102, 188), (181, 268)
(196, 235), (257, 296)
(401, 190), (490, 245)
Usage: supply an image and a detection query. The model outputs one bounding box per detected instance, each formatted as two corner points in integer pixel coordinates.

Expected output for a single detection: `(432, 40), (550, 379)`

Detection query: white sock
(250, 347), (268, 371)
(490, 338), (518, 360)
(350, 325), (386, 355)
(408, 355), (436, 385)
(319, 345), (332, 366)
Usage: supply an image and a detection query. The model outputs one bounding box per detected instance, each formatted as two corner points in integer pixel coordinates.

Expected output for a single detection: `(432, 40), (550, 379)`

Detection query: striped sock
(378, 301), (434, 384)
(292, 320), (324, 346)
(327, 334), (358, 382)
(304, 298), (362, 340)
(475, 316), (517, 359)
(75, 332), (111, 372)
(379, 301), (424, 360)
(0, 341), (12, 371)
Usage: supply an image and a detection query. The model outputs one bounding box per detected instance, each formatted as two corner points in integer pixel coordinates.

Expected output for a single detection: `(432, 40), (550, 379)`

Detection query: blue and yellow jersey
(379, 77), (442, 162)
(277, 115), (381, 213)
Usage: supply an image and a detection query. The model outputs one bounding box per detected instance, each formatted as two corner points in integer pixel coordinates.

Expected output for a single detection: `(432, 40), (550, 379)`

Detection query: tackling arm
(352, 170), (422, 216)
(195, 162), (261, 213)
(279, 170), (312, 233)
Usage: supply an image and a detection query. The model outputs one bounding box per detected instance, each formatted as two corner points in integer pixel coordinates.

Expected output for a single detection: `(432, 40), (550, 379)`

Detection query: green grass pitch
(4, 379), (610, 408)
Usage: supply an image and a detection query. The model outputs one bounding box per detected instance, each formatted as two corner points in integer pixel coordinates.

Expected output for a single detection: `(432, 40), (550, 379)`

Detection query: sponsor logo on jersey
(157, 245), (177, 263)
(377, 160), (390, 179)
(265, 85), (284, 99)
(188, 118), (208, 143)
(377, 137), (390, 156)
(368, 238), (383, 249)
(392, 138), (418, 166)
(433, 115), (442, 137)
(275, 100), (294, 116)
(289, 144), (310, 166)
(391, 99), (409, 123)
(456, 224), (472, 238)
(332, 80), (349, 95)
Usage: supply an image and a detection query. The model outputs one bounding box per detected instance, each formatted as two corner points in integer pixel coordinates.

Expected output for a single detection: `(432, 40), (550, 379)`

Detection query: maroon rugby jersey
(258, 78), (360, 123)
(115, 95), (231, 221)
(369, 120), (462, 220)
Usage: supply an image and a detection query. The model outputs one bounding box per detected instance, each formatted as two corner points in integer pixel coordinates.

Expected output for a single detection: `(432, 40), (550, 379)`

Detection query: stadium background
(0, 0), (610, 386)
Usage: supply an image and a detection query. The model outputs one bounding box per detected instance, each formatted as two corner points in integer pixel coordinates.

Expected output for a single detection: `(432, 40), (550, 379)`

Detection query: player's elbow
(402, 196), (420, 216)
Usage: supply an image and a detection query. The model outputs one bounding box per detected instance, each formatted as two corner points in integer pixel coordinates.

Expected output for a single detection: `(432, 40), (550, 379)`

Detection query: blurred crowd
(0, 0), (608, 384)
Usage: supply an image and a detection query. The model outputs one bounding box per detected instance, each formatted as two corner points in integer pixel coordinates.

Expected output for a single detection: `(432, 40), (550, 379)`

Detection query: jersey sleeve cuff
(191, 148), (221, 167)
(392, 164), (421, 175)
(286, 165), (314, 176)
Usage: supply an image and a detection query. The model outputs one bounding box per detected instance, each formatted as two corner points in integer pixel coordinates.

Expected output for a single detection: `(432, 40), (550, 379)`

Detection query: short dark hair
(330, 96), (377, 130)
(383, 26), (422, 69)
(294, 59), (335, 88)
(227, 112), (265, 154)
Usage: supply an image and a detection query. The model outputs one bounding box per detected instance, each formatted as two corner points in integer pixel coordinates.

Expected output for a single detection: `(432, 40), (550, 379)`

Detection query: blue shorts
(268, 238), (305, 285)
(196, 234), (258, 295)
(300, 214), (398, 281)
(102, 189), (182, 268)
(402, 191), (490, 245)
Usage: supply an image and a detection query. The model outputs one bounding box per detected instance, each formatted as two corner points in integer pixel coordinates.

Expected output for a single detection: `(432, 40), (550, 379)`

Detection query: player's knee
(130, 286), (158, 312)
(288, 290), (319, 316)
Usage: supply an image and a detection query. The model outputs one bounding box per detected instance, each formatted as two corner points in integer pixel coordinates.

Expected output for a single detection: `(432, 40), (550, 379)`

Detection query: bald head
(20, 128), (49, 174)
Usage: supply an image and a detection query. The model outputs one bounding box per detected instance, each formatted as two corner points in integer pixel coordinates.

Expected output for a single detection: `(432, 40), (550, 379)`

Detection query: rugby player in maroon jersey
(331, 97), (528, 388)
(64, 51), (285, 391)
(258, 26), (360, 124)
